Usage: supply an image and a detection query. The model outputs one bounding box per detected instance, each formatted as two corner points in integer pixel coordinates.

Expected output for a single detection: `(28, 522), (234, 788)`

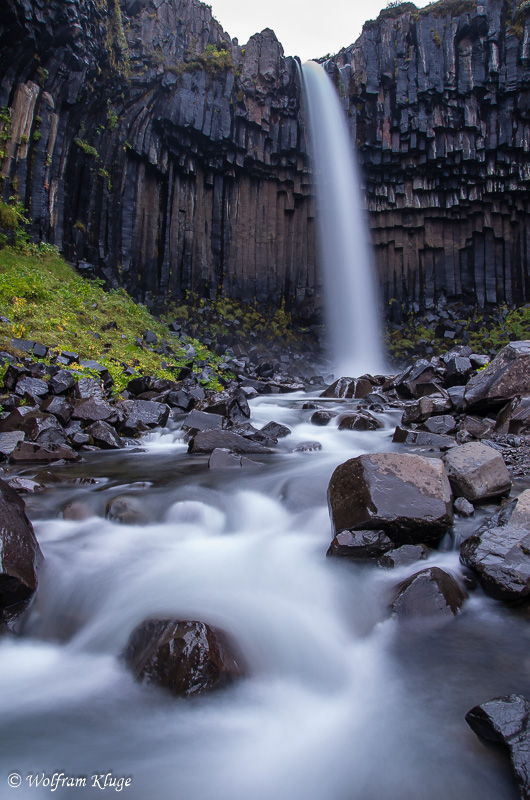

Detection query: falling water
(302, 60), (386, 378)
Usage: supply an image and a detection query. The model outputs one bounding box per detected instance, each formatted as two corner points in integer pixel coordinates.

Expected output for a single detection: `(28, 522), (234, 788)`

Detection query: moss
(420, 0), (476, 18)
(74, 138), (99, 159)
(431, 29), (442, 47)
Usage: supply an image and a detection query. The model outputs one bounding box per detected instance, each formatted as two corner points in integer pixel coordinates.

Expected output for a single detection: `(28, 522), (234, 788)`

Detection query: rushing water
(1, 394), (528, 799)
(302, 61), (386, 378)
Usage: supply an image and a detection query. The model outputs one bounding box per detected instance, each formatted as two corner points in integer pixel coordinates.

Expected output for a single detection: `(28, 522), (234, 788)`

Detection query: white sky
(209, 0), (433, 62)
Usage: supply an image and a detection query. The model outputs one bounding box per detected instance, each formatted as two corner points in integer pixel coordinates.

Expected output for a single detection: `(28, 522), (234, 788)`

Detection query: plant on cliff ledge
(74, 138), (99, 159)
(0, 198), (30, 250)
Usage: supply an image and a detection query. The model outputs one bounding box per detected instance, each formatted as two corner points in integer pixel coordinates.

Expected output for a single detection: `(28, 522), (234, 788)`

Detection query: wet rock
(106, 495), (148, 524)
(338, 411), (383, 431)
(395, 362), (442, 400)
(320, 377), (372, 399)
(459, 416), (495, 440)
(62, 501), (94, 521)
(85, 421), (124, 449)
(447, 386), (467, 412)
(495, 397), (530, 436)
(123, 619), (243, 697)
(10, 441), (79, 463)
(41, 396), (73, 426)
(327, 530), (393, 559)
(8, 477), (45, 493)
(3, 363), (29, 391)
(0, 477), (43, 622)
(73, 397), (117, 424)
(445, 356), (473, 387)
(391, 567), (466, 619)
(401, 392), (452, 425)
(16, 412), (67, 446)
(460, 490), (530, 601)
(311, 410), (335, 426)
(377, 544), (430, 569)
(259, 421), (291, 439)
(182, 410), (224, 433)
(466, 694), (530, 800)
(166, 389), (194, 411)
(293, 441), (322, 452)
(120, 399), (170, 434)
(392, 427), (456, 450)
(15, 376), (49, 402)
(327, 452), (453, 547)
(465, 342), (530, 410)
(74, 377), (104, 400)
(208, 448), (262, 469)
(0, 431), (25, 460)
(454, 497), (475, 517)
(205, 390), (250, 425)
(188, 430), (273, 455)
(48, 370), (76, 395)
(442, 442), (511, 502)
(419, 415), (457, 435)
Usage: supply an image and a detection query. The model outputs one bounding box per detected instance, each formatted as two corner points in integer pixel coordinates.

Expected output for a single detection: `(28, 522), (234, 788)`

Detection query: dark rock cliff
(1, 0), (530, 317)
(0, 0), (316, 316)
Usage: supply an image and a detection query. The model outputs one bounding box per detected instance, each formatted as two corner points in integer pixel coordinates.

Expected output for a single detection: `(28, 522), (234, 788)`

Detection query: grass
(0, 247), (226, 392)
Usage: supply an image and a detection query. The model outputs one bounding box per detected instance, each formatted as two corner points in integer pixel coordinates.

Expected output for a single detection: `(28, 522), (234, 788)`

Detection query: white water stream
(302, 61), (387, 378)
(0, 395), (526, 799)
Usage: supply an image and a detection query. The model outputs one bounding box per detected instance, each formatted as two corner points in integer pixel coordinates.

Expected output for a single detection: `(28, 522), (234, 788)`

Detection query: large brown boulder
(327, 452), (453, 547)
(460, 490), (530, 601)
(123, 619), (243, 696)
(0, 477), (43, 623)
(465, 341), (530, 410)
(442, 442), (511, 502)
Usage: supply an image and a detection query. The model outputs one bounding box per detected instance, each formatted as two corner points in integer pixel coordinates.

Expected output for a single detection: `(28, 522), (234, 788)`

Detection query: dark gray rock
(320, 377), (372, 399)
(460, 490), (530, 601)
(15, 376), (48, 401)
(311, 410), (335, 426)
(327, 530), (393, 559)
(189, 430), (273, 455)
(338, 411), (383, 431)
(401, 392), (453, 425)
(49, 370), (76, 395)
(123, 619), (243, 696)
(208, 447), (262, 469)
(73, 397), (117, 423)
(41, 396), (73, 426)
(419, 415), (457, 435)
(10, 441), (79, 462)
(495, 397), (530, 436)
(85, 421), (124, 449)
(293, 441), (322, 452)
(391, 567), (466, 619)
(454, 497), (475, 517)
(466, 694), (530, 800)
(182, 410), (224, 433)
(121, 399), (170, 434)
(392, 426), (456, 450)
(106, 495), (148, 524)
(377, 544), (430, 569)
(0, 431), (25, 459)
(259, 421), (291, 439)
(74, 377), (104, 400)
(442, 441), (511, 502)
(465, 342), (530, 410)
(327, 452), (453, 547)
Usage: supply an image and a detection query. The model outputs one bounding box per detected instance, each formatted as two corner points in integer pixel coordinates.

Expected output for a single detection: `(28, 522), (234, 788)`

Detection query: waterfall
(302, 60), (387, 378)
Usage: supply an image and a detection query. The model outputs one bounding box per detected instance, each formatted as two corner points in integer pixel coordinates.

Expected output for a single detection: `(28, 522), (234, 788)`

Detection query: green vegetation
(0, 247), (226, 392)
(74, 138), (99, 159)
(431, 29), (442, 47)
(0, 106), (11, 161)
(0, 199), (30, 250)
(508, 0), (530, 39)
(420, 0), (476, 18)
(386, 304), (530, 362)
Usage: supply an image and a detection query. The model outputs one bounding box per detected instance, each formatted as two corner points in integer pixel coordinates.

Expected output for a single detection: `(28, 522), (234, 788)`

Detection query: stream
(1, 391), (528, 799)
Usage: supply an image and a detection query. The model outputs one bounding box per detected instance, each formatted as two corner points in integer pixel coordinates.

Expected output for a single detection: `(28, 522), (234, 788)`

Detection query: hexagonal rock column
(327, 452), (454, 547)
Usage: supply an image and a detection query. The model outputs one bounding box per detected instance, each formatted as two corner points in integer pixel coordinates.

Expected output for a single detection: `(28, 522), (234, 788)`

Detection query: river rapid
(1, 391), (528, 800)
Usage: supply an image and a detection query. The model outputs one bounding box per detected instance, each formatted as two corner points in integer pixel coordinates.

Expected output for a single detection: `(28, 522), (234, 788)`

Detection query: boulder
(419, 415), (457, 435)
(442, 442), (511, 502)
(10, 441), (79, 463)
(401, 392), (452, 425)
(41, 396), (73, 426)
(311, 410), (335, 426)
(259, 421), (291, 439)
(182, 410), (224, 433)
(320, 377), (372, 399)
(465, 341), (530, 410)
(85, 421), (124, 449)
(466, 694), (530, 800)
(495, 397), (530, 435)
(48, 370), (76, 394)
(337, 412), (383, 431)
(208, 448), (262, 469)
(120, 399), (170, 434)
(460, 490), (530, 601)
(74, 377), (104, 400)
(106, 495), (149, 524)
(0, 477), (43, 622)
(188, 430), (273, 455)
(377, 544), (430, 569)
(391, 567), (466, 619)
(392, 427), (456, 450)
(123, 619), (243, 696)
(327, 453), (453, 547)
(73, 397), (118, 424)
(8, 477), (45, 493)
(444, 356), (473, 386)
(327, 530), (393, 559)
(205, 389), (250, 425)
(15, 376), (48, 402)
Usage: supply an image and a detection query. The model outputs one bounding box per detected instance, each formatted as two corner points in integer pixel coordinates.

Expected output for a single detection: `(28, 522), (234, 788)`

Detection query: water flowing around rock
(302, 60), (386, 378)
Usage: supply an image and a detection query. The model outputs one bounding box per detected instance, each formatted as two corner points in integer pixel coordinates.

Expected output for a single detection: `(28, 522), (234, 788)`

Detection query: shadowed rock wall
(1, 0), (530, 317)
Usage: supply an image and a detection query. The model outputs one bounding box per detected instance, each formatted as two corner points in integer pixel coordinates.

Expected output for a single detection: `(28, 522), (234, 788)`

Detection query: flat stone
(454, 497), (475, 516)
(188, 430), (273, 455)
(442, 441), (511, 502)
(377, 544), (430, 569)
(182, 410), (224, 433)
(327, 452), (453, 547)
(0, 431), (25, 459)
(419, 415), (457, 435)
(327, 530), (393, 559)
(10, 441), (79, 463)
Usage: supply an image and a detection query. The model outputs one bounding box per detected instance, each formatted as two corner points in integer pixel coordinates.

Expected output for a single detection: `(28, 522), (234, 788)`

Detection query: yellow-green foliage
(0, 247), (224, 392)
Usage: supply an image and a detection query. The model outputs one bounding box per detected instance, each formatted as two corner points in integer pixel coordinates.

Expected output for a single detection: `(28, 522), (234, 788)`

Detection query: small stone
(454, 497), (475, 516)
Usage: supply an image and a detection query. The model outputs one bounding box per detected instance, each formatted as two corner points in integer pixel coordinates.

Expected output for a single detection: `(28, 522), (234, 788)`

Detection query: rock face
(466, 694), (530, 800)
(123, 618), (243, 696)
(442, 441), (512, 502)
(0, 477), (43, 622)
(460, 490), (530, 601)
(327, 452), (454, 546)
(391, 567), (466, 620)
(3, 0), (530, 314)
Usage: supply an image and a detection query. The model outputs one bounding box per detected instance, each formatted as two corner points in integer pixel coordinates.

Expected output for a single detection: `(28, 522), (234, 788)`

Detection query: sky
(208, 0), (434, 62)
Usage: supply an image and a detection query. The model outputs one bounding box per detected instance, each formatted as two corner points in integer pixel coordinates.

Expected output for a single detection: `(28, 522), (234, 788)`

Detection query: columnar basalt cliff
(1, 0), (530, 318)
(332, 0), (530, 314)
(0, 0), (316, 315)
